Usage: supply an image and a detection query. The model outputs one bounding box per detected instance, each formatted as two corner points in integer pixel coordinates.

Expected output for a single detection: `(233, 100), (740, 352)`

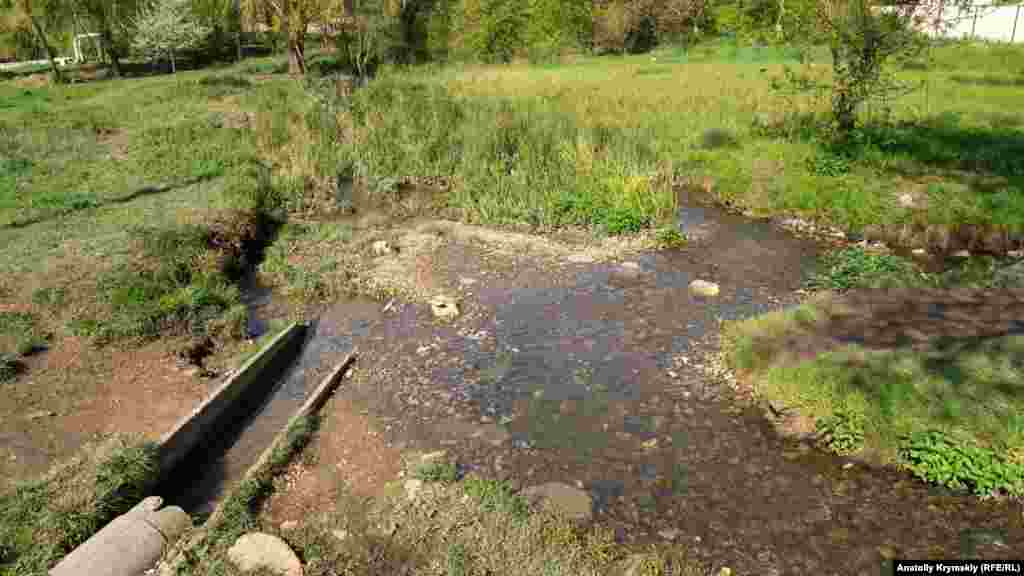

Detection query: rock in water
(227, 533), (303, 576)
(521, 482), (594, 521)
(689, 279), (720, 298)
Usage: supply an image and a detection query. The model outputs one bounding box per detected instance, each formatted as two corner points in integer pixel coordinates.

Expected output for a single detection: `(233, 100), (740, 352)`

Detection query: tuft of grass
(0, 436), (159, 574)
(816, 407), (866, 456)
(413, 458), (460, 484)
(0, 353), (21, 384)
(654, 226), (687, 250)
(461, 475), (529, 520)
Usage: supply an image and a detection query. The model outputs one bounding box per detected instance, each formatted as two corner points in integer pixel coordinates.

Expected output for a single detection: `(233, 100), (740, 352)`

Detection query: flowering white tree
(132, 0), (211, 73)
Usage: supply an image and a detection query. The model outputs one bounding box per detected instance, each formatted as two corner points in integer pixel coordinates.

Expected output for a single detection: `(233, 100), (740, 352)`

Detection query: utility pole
(1012, 3), (1020, 43)
(970, 2), (979, 38)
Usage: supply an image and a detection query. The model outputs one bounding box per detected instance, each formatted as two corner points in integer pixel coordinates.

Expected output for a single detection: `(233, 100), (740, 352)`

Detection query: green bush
(899, 430), (1024, 497)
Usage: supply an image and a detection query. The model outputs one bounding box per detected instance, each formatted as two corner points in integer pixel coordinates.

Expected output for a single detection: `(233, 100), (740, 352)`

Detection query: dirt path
(260, 197), (1023, 574)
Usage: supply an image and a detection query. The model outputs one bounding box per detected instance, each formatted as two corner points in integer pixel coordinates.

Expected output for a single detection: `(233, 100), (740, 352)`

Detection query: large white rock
(521, 482), (593, 522)
(689, 279), (720, 298)
(227, 533), (303, 576)
(430, 294), (459, 319)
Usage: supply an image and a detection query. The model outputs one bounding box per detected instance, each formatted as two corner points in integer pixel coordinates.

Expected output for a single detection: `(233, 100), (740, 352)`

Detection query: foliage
(461, 475), (529, 520)
(815, 407), (866, 455)
(413, 458), (460, 483)
(654, 227), (687, 249)
(807, 247), (923, 292)
(457, 0), (528, 63)
(0, 353), (20, 384)
(899, 430), (1024, 497)
(0, 436), (159, 574)
(131, 0), (211, 73)
(334, 0), (396, 79)
(775, 0), (971, 134)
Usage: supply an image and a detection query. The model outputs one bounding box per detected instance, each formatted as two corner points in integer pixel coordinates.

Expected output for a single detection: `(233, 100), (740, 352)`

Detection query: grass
(807, 247), (926, 291)
(0, 435), (159, 575)
(260, 471), (698, 576)
(344, 39), (1022, 240)
(724, 295), (1024, 497)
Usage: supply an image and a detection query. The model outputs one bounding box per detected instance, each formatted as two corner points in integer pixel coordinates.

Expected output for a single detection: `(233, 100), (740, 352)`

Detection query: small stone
(227, 533), (303, 576)
(689, 280), (720, 298)
(458, 276), (478, 286)
(371, 240), (395, 257)
(641, 438), (659, 450)
(658, 528), (681, 541)
(26, 410), (55, 420)
(668, 370), (678, 378)
(952, 249), (970, 259)
(567, 253), (595, 264)
(842, 462), (854, 470)
(1008, 250), (1023, 259)
(717, 568), (734, 576)
(404, 478), (424, 501)
(331, 529), (349, 542)
(430, 295), (459, 320)
(911, 248), (927, 259)
(280, 520), (298, 531)
(897, 193), (915, 208)
(521, 482), (594, 521)
(421, 450), (448, 462)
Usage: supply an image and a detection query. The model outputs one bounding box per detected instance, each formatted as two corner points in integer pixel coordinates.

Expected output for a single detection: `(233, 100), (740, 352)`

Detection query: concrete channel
(50, 322), (356, 576)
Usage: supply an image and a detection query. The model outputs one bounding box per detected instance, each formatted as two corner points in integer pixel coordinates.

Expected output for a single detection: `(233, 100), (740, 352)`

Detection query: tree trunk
(99, 28), (122, 77)
(27, 14), (65, 84)
(287, 28), (306, 75)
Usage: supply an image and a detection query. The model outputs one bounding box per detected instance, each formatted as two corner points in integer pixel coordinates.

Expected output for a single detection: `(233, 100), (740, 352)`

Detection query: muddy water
(276, 195), (1018, 572)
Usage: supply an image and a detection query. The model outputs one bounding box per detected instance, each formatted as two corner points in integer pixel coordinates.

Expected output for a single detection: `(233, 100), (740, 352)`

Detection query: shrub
(815, 408), (866, 455)
(899, 430), (1024, 497)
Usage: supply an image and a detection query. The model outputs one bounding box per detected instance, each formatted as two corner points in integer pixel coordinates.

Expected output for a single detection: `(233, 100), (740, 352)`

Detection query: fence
(931, 2), (1024, 43)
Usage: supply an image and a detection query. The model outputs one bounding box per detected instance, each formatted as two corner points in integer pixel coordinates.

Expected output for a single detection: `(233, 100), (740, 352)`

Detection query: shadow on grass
(859, 114), (1024, 183)
(1, 173), (220, 231)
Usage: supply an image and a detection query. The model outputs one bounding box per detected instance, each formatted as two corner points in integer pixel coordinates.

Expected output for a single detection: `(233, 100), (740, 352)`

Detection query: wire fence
(931, 2), (1024, 43)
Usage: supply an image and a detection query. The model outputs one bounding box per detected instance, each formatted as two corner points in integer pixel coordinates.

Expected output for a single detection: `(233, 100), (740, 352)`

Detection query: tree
(131, 0), (210, 72)
(242, 0), (340, 75)
(79, 0), (141, 77)
(3, 0), (70, 83)
(781, 0), (973, 135)
(335, 0), (394, 78)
